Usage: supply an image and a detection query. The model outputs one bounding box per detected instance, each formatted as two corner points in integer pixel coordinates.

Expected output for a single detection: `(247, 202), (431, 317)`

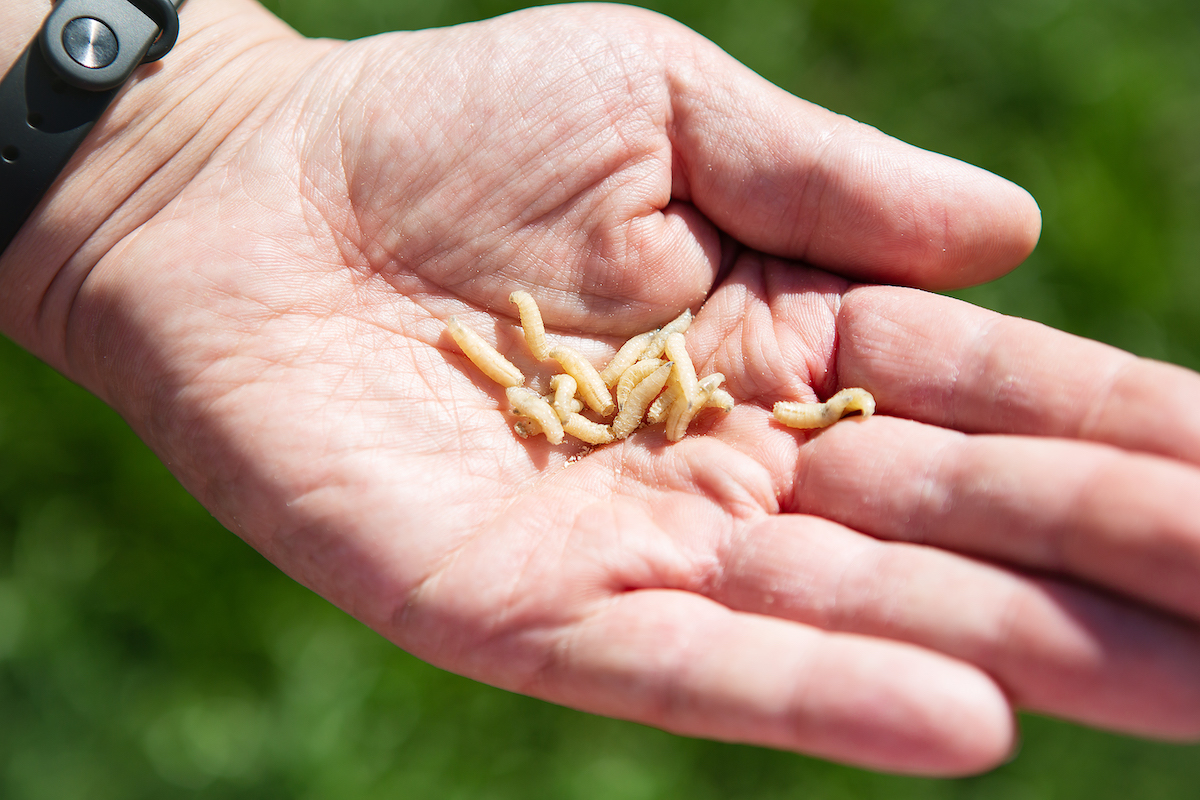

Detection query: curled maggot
(773, 387), (876, 430)
(507, 386), (565, 444)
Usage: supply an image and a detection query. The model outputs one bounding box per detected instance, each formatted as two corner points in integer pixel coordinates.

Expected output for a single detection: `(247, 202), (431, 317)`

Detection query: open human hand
(4, 0), (1199, 776)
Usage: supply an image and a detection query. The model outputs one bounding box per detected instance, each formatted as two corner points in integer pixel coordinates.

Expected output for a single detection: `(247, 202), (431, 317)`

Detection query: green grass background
(3, 0), (1199, 796)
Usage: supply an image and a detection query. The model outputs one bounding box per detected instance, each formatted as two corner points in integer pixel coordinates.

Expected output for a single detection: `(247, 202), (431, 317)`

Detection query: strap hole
(27, 112), (44, 129)
(1, 146), (19, 163)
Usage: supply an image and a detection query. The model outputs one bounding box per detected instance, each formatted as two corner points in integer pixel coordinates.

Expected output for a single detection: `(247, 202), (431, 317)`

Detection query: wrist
(0, 0), (321, 370)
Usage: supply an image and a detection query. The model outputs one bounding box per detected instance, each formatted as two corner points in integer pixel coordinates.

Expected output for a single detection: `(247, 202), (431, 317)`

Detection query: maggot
(549, 345), (615, 417)
(563, 413), (615, 445)
(600, 330), (657, 387)
(616, 358), (667, 408)
(646, 383), (680, 425)
(773, 387), (876, 429)
(664, 332), (699, 408)
(446, 317), (525, 388)
(549, 374), (580, 423)
(664, 373), (726, 441)
(639, 308), (692, 360)
(507, 386), (565, 444)
(612, 362), (674, 439)
(510, 290), (551, 361)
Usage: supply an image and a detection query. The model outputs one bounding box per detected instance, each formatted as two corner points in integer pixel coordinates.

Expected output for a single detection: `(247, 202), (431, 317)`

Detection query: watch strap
(0, 0), (182, 254)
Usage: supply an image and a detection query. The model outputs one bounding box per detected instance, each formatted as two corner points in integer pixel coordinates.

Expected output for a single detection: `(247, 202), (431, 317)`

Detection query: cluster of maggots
(446, 291), (876, 446)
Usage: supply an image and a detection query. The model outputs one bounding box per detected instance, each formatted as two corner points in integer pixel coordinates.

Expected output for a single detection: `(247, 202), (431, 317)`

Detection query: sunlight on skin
(3, 0), (1199, 777)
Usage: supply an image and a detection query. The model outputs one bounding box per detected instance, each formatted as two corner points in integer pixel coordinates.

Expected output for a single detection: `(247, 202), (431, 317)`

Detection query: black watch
(0, 0), (183, 255)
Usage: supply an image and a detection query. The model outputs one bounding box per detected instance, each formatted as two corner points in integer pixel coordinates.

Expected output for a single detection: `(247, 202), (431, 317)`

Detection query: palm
(62, 3), (1200, 776)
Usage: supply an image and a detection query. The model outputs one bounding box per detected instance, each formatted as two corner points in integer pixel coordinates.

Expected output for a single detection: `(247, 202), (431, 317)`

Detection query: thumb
(665, 32), (1041, 289)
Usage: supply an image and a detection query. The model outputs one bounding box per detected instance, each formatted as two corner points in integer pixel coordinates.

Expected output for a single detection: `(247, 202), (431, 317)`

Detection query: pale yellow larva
(663, 393), (690, 442)
(615, 358), (667, 407)
(699, 372), (723, 391)
(510, 290), (551, 361)
(548, 345), (615, 417)
(600, 330), (657, 387)
(773, 387), (876, 430)
(646, 383), (680, 425)
(563, 413), (615, 445)
(664, 372), (726, 441)
(506, 386), (565, 444)
(639, 308), (692, 360)
(664, 332), (699, 409)
(612, 362), (674, 439)
(706, 388), (735, 413)
(446, 317), (525, 388)
(549, 374), (579, 423)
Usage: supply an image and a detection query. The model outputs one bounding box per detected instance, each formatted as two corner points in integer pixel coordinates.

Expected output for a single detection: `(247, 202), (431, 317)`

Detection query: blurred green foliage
(3, 0), (1199, 796)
